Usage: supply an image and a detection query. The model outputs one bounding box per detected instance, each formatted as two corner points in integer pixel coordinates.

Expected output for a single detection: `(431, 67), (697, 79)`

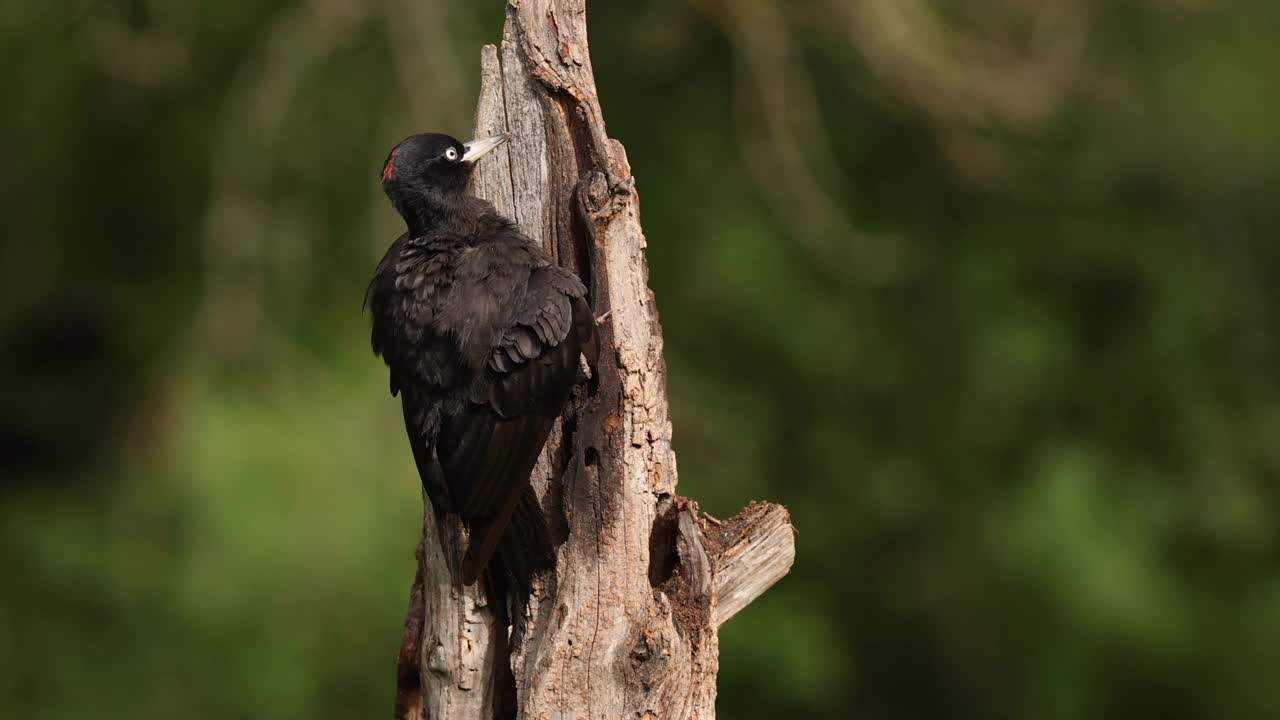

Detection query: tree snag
(394, 2), (795, 718)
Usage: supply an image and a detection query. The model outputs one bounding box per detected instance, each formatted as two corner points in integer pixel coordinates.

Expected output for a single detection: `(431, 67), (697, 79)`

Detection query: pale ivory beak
(461, 134), (509, 163)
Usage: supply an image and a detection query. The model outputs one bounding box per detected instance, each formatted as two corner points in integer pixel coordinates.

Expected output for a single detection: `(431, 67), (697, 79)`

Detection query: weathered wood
(704, 503), (797, 626)
(416, 494), (510, 718)
(397, 2), (795, 718)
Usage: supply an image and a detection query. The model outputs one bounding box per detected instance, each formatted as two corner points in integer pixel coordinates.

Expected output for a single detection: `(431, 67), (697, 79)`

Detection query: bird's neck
(393, 187), (468, 238)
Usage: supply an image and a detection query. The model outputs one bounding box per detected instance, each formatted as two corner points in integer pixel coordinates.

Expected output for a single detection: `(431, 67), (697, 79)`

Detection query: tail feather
(461, 486), (553, 587)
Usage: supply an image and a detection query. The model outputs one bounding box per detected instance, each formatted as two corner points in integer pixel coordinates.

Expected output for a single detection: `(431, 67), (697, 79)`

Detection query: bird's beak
(462, 134), (509, 163)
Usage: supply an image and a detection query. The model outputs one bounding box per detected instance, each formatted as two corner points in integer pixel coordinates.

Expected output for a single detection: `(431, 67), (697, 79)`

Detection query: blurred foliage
(2, 1), (1278, 719)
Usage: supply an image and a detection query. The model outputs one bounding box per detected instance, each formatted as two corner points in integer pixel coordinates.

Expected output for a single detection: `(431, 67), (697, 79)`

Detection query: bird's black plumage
(367, 132), (597, 585)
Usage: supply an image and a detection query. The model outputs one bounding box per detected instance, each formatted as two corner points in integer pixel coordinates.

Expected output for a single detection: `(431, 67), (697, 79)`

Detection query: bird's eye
(444, 147), (459, 161)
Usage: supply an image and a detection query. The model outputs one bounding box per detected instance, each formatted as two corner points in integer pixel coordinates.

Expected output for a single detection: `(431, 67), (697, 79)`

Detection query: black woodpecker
(367, 132), (597, 585)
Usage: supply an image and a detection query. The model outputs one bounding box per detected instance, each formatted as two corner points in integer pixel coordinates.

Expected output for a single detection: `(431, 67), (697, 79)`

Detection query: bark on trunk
(395, 2), (795, 718)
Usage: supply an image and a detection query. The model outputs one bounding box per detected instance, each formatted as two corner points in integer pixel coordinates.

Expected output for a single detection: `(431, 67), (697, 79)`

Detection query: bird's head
(380, 132), (508, 232)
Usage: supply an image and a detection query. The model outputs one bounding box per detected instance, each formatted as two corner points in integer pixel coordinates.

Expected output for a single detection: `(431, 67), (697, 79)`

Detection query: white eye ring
(444, 147), (459, 161)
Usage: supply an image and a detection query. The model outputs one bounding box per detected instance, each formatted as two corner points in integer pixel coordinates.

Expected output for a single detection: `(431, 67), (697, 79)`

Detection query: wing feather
(438, 265), (596, 582)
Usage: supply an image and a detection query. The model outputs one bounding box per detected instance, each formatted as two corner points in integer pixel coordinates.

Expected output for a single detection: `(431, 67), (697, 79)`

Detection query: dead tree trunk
(394, 2), (795, 718)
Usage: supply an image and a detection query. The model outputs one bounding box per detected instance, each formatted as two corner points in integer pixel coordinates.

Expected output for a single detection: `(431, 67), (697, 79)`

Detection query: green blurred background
(3, 0), (1278, 718)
